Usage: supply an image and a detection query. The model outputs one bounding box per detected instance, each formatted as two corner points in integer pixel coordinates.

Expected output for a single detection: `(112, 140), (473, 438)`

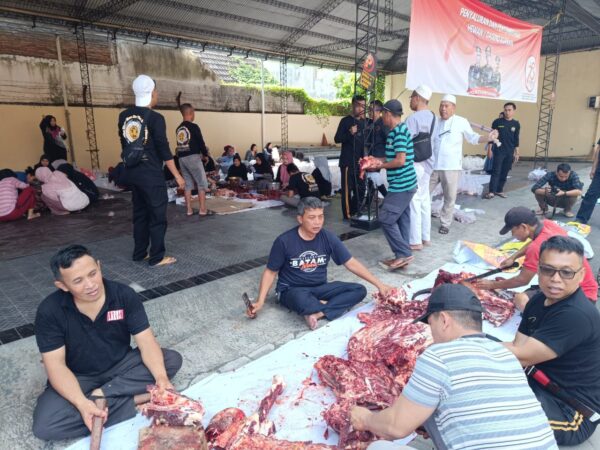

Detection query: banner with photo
(406, 0), (542, 103)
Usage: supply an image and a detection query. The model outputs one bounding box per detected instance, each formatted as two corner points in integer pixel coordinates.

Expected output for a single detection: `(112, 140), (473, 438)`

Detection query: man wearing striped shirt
(350, 284), (557, 450)
(370, 100), (418, 271)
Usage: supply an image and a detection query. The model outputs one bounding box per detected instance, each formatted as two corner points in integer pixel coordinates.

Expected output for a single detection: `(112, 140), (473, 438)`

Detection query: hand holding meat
(349, 406), (371, 431)
(377, 283), (395, 299)
(359, 156), (382, 180)
(155, 376), (174, 393)
(77, 398), (107, 432)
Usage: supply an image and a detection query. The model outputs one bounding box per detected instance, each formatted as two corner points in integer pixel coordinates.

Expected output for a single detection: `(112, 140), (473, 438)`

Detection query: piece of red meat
(206, 408), (246, 449)
(368, 287), (428, 321)
(358, 156), (379, 180)
(322, 401), (375, 449)
(137, 426), (208, 450)
(227, 433), (336, 449)
(139, 385), (205, 427)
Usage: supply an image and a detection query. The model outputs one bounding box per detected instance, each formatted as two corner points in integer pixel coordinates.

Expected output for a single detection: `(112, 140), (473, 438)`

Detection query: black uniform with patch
(288, 172), (319, 198)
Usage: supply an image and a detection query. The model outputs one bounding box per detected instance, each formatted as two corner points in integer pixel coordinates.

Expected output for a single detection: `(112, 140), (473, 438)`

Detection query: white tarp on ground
(67, 262), (523, 450)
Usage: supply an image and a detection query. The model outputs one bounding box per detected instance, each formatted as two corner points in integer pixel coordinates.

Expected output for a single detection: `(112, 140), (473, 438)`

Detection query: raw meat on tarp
(138, 425), (208, 450)
(370, 287), (428, 320)
(206, 408), (246, 449)
(227, 433), (335, 449)
(139, 385), (205, 427)
(322, 401), (374, 449)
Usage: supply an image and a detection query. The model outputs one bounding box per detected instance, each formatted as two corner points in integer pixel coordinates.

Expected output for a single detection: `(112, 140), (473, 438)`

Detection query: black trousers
(32, 348), (182, 441)
(131, 184), (168, 265)
(529, 379), (598, 446)
(340, 166), (365, 219)
(576, 171), (600, 224)
(488, 148), (514, 194)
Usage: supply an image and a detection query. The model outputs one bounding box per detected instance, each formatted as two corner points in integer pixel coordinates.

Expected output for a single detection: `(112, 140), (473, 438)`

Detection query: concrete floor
(0, 159), (599, 449)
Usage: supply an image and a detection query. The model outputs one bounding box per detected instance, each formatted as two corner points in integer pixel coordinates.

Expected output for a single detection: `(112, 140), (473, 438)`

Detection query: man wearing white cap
(405, 85), (435, 250)
(118, 74), (185, 267)
(430, 94), (498, 234)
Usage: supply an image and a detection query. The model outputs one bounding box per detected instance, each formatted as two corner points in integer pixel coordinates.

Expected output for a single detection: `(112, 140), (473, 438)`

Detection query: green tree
(229, 59), (278, 85)
(333, 72), (385, 102)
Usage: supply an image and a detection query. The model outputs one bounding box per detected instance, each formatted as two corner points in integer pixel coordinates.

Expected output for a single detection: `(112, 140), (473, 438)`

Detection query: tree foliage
(333, 72), (386, 102)
(229, 58), (278, 85)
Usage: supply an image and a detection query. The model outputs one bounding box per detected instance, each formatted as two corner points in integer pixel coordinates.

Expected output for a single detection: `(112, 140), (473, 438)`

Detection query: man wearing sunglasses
(477, 207), (597, 307)
(505, 236), (600, 446)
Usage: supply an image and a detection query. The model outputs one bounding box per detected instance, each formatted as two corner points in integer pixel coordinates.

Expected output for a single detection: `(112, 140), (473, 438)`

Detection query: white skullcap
(441, 94), (456, 105)
(414, 85), (432, 101)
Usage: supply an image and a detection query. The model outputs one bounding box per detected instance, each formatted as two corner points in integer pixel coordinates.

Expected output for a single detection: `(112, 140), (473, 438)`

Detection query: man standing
(430, 94), (498, 234)
(335, 95), (367, 219)
(366, 99), (388, 198)
(350, 284), (557, 450)
(576, 138), (600, 224)
(248, 197), (392, 330)
(175, 103), (211, 216)
(505, 236), (600, 446)
(531, 163), (583, 217)
(486, 102), (521, 198)
(118, 75), (184, 267)
(370, 100), (417, 271)
(477, 207), (597, 305)
(405, 84), (435, 250)
(32, 245), (182, 440)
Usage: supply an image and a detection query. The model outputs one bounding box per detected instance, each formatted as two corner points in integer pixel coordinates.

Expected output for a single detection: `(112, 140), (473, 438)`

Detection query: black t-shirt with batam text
(267, 227), (352, 293)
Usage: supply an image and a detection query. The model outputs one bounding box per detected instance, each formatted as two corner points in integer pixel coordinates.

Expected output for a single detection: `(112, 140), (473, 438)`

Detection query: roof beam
(564, 0), (600, 36)
(82, 0), (141, 24)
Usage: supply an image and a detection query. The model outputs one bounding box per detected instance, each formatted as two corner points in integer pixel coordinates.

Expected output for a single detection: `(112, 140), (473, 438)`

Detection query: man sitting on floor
(32, 245), (182, 441)
(248, 197), (392, 329)
(505, 236), (600, 446)
(531, 163), (583, 218)
(280, 164), (321, 208)
(477, 207), (597, 308)
(350, 284), (557, 450)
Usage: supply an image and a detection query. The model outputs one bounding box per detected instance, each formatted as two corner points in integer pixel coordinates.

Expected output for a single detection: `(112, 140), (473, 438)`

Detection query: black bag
(121, 110), (151, 168)
(412, 112), (436, 163)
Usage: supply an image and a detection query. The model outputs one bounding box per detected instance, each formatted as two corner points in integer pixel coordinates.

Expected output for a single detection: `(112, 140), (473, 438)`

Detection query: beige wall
(0, 104), (342, 171)
(385, 49), (600, 159)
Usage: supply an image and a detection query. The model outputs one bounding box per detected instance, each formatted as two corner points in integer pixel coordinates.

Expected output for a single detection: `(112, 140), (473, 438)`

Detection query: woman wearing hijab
(34, 155), (54, 172)
(226, 155), (248, 181)
(252, 153), (273, 180)
(56, 163), (99, 203)
(39, 116), (68, 163)
(35, 167), (89, 214)
(0, 170), (39, 221)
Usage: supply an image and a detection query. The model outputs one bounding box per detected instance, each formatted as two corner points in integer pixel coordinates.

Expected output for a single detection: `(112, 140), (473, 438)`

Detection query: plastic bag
(167, 187), (178, 202)
(454, 209), (477, 224)
(462, 156), (485, 171)
(528, 167), (546, 181)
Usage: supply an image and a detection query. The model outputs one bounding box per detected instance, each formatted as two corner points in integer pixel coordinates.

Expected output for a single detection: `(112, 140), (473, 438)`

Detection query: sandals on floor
(495, 192), (508, 198)
(439, 226), (450, 235)
(152, 256), (177, 267)
(199, 210), (215, 216)
(484, 193), (495, 199)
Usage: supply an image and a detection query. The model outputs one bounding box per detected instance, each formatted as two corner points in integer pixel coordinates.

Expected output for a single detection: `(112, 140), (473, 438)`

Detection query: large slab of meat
(434, 269), (516, 327)
(139, 385), (206, 427)
(138, 426), (208, 450)
(358, 156), (379, 180)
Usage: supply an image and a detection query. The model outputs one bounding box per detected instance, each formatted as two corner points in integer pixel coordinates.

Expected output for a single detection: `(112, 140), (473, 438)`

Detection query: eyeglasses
(538, 264), (582, 280)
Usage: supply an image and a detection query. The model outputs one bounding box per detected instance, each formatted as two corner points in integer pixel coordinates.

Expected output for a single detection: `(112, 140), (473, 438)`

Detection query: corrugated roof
(1, 0), (599, 73)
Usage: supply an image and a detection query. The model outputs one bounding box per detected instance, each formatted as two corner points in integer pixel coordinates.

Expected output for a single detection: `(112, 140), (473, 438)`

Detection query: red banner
(406, 0), (542, 103)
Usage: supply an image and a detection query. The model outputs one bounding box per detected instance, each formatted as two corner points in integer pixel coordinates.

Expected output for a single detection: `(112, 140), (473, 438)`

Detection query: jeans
(576, 171), (600, 224)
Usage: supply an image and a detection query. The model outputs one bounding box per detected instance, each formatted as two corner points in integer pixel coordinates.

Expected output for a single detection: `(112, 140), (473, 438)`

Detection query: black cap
(413, 284), (483, 324)
(499, 206), (537, 235)
(382, 99), (403, 116)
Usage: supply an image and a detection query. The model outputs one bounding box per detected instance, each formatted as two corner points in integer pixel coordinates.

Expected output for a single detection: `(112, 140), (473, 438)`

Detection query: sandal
(535, 209), (546, 216)
(564, 211), (575, 218)
(199, 210), (215, 216)
(439, 226), (450, 235)
(152, 256), (177, 267)
(484, 193), (495, 199)
(186, 211), (194, 216)
(388, 256), (415, 271)
(495, 192), (508, 198)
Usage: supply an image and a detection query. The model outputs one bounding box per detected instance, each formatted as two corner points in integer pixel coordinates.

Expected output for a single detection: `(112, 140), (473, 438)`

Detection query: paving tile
(15, 323), (35, 339)
(0, 328), (21, 344)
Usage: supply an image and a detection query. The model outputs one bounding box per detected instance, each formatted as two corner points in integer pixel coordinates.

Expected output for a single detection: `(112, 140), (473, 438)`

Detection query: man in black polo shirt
(487, 102), (520, 198)
(119, 75), (185, 267)
(32, 245), (182, 441)
(248, 197), (392, 330)
(280, 163), (320, 208)
(505, 236), (600, 445)
(531, 163), (584, 217)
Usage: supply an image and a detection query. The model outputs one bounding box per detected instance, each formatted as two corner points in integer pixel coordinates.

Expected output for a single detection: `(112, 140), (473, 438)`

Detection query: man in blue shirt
(367, 100), (418, 271)
(248, 197), (392, 330)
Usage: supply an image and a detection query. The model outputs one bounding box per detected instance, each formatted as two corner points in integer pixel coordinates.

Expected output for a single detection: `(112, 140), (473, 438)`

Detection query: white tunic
(432, 114), (482, 171)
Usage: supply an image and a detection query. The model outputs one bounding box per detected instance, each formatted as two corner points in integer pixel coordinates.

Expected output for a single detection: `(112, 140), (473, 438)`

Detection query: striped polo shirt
(403, 336), (557, 449)
(385, 122), (417, 192)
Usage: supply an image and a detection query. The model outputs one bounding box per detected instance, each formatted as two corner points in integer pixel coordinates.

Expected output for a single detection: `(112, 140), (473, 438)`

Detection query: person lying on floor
(476, 206), (597, 309)
(56, 162), (100, 204)
(504, 236), (600, 447)
(247, 196), (392, 329)
(350, 284), (557, 450)
(32, 245), (182, 441)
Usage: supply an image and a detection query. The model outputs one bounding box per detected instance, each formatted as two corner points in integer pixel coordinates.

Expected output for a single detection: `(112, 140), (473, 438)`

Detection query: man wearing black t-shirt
(248, 197), (392, 329)
(280, 163), (320, 208)
(487, 102), (520, 198)
(32, 245), (182, 441)
(118, 75), (184, 267)
(176, 103), (210, 216)
(335, 95), (367, 219)
(505, 236), (600, 445)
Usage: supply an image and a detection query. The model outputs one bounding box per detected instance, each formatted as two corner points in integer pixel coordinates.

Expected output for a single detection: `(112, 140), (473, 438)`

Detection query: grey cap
(382, 99), (403, 116)
(499, 206), (537, 235)
(413, 283), (483, 324)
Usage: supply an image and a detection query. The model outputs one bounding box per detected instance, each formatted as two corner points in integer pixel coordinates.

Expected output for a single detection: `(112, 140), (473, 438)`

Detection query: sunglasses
(538, 264), (582, 280)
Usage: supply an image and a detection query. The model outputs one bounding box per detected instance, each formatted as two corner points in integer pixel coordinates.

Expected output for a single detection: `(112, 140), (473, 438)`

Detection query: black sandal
(439, 226), (450, 234)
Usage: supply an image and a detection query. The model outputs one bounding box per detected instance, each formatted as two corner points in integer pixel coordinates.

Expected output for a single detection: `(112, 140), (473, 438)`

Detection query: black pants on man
(340, 166), (365, 219)
(488, 147), (514, 194)
(33, 348), (182, 441)
(576, 171), (600, 224)
(279, 281), (367, 320)
(529, 379), (598, 446)
(131, 184), (168, 265)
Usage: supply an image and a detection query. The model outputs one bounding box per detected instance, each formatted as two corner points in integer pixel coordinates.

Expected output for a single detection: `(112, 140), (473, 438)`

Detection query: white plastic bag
(167, 187), (178, 203)
(462, 156), (485, 171)
(528, 167), (547, 181)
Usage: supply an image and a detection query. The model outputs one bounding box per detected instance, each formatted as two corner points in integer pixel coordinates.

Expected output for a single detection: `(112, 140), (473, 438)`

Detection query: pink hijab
(35, 167), (72, 201)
